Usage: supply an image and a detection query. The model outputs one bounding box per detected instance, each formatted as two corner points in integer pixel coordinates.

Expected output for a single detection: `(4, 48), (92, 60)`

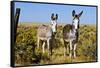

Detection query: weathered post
(11, 7), (20, 66)
(14, 8), (20, 42)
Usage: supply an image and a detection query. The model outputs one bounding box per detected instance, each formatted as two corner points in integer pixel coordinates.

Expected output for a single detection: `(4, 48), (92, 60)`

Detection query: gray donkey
(37, 13), (58, 55)
(63, 10), (83, 58)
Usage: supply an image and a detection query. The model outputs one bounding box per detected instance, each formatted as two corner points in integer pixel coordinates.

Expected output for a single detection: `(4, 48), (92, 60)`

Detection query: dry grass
(15, 23), (97, 66)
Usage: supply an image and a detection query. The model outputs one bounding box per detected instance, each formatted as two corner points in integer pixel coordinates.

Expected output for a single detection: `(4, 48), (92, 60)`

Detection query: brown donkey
(63, 10), (83, 58)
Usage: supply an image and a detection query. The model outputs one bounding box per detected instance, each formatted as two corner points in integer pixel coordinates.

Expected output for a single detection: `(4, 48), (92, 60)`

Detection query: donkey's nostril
(54, 32), (56, 34)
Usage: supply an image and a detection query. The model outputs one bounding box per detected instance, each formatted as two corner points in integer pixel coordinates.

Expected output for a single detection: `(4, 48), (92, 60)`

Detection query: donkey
(37, 13), (58, 55)
(63, 10), (83, 58)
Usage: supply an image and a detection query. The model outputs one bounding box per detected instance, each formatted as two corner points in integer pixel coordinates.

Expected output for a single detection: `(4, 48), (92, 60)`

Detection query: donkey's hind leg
(64, 40), (68, 57)
(37, 38), (40, 48)
(42, 41), (45, 53)
(47, 39), (50, 55)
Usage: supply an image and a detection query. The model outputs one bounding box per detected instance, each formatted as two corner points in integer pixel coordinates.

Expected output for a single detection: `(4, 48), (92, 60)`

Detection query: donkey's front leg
(73, 43), (77, 58)
(69, 40), (72, 58)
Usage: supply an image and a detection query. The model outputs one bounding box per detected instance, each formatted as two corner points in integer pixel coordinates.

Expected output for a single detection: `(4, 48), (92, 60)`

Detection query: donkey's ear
(51, 13), (54, 20)
(56, 14), (58, 20)
(79, 11), (83, 17)
(72, 10), (75, 17)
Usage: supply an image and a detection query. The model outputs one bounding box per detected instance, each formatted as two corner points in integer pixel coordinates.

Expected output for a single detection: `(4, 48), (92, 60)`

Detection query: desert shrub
(15, 25), (37, 65)
(15, 24), (97, 65)
(76, 25), (97, 61)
